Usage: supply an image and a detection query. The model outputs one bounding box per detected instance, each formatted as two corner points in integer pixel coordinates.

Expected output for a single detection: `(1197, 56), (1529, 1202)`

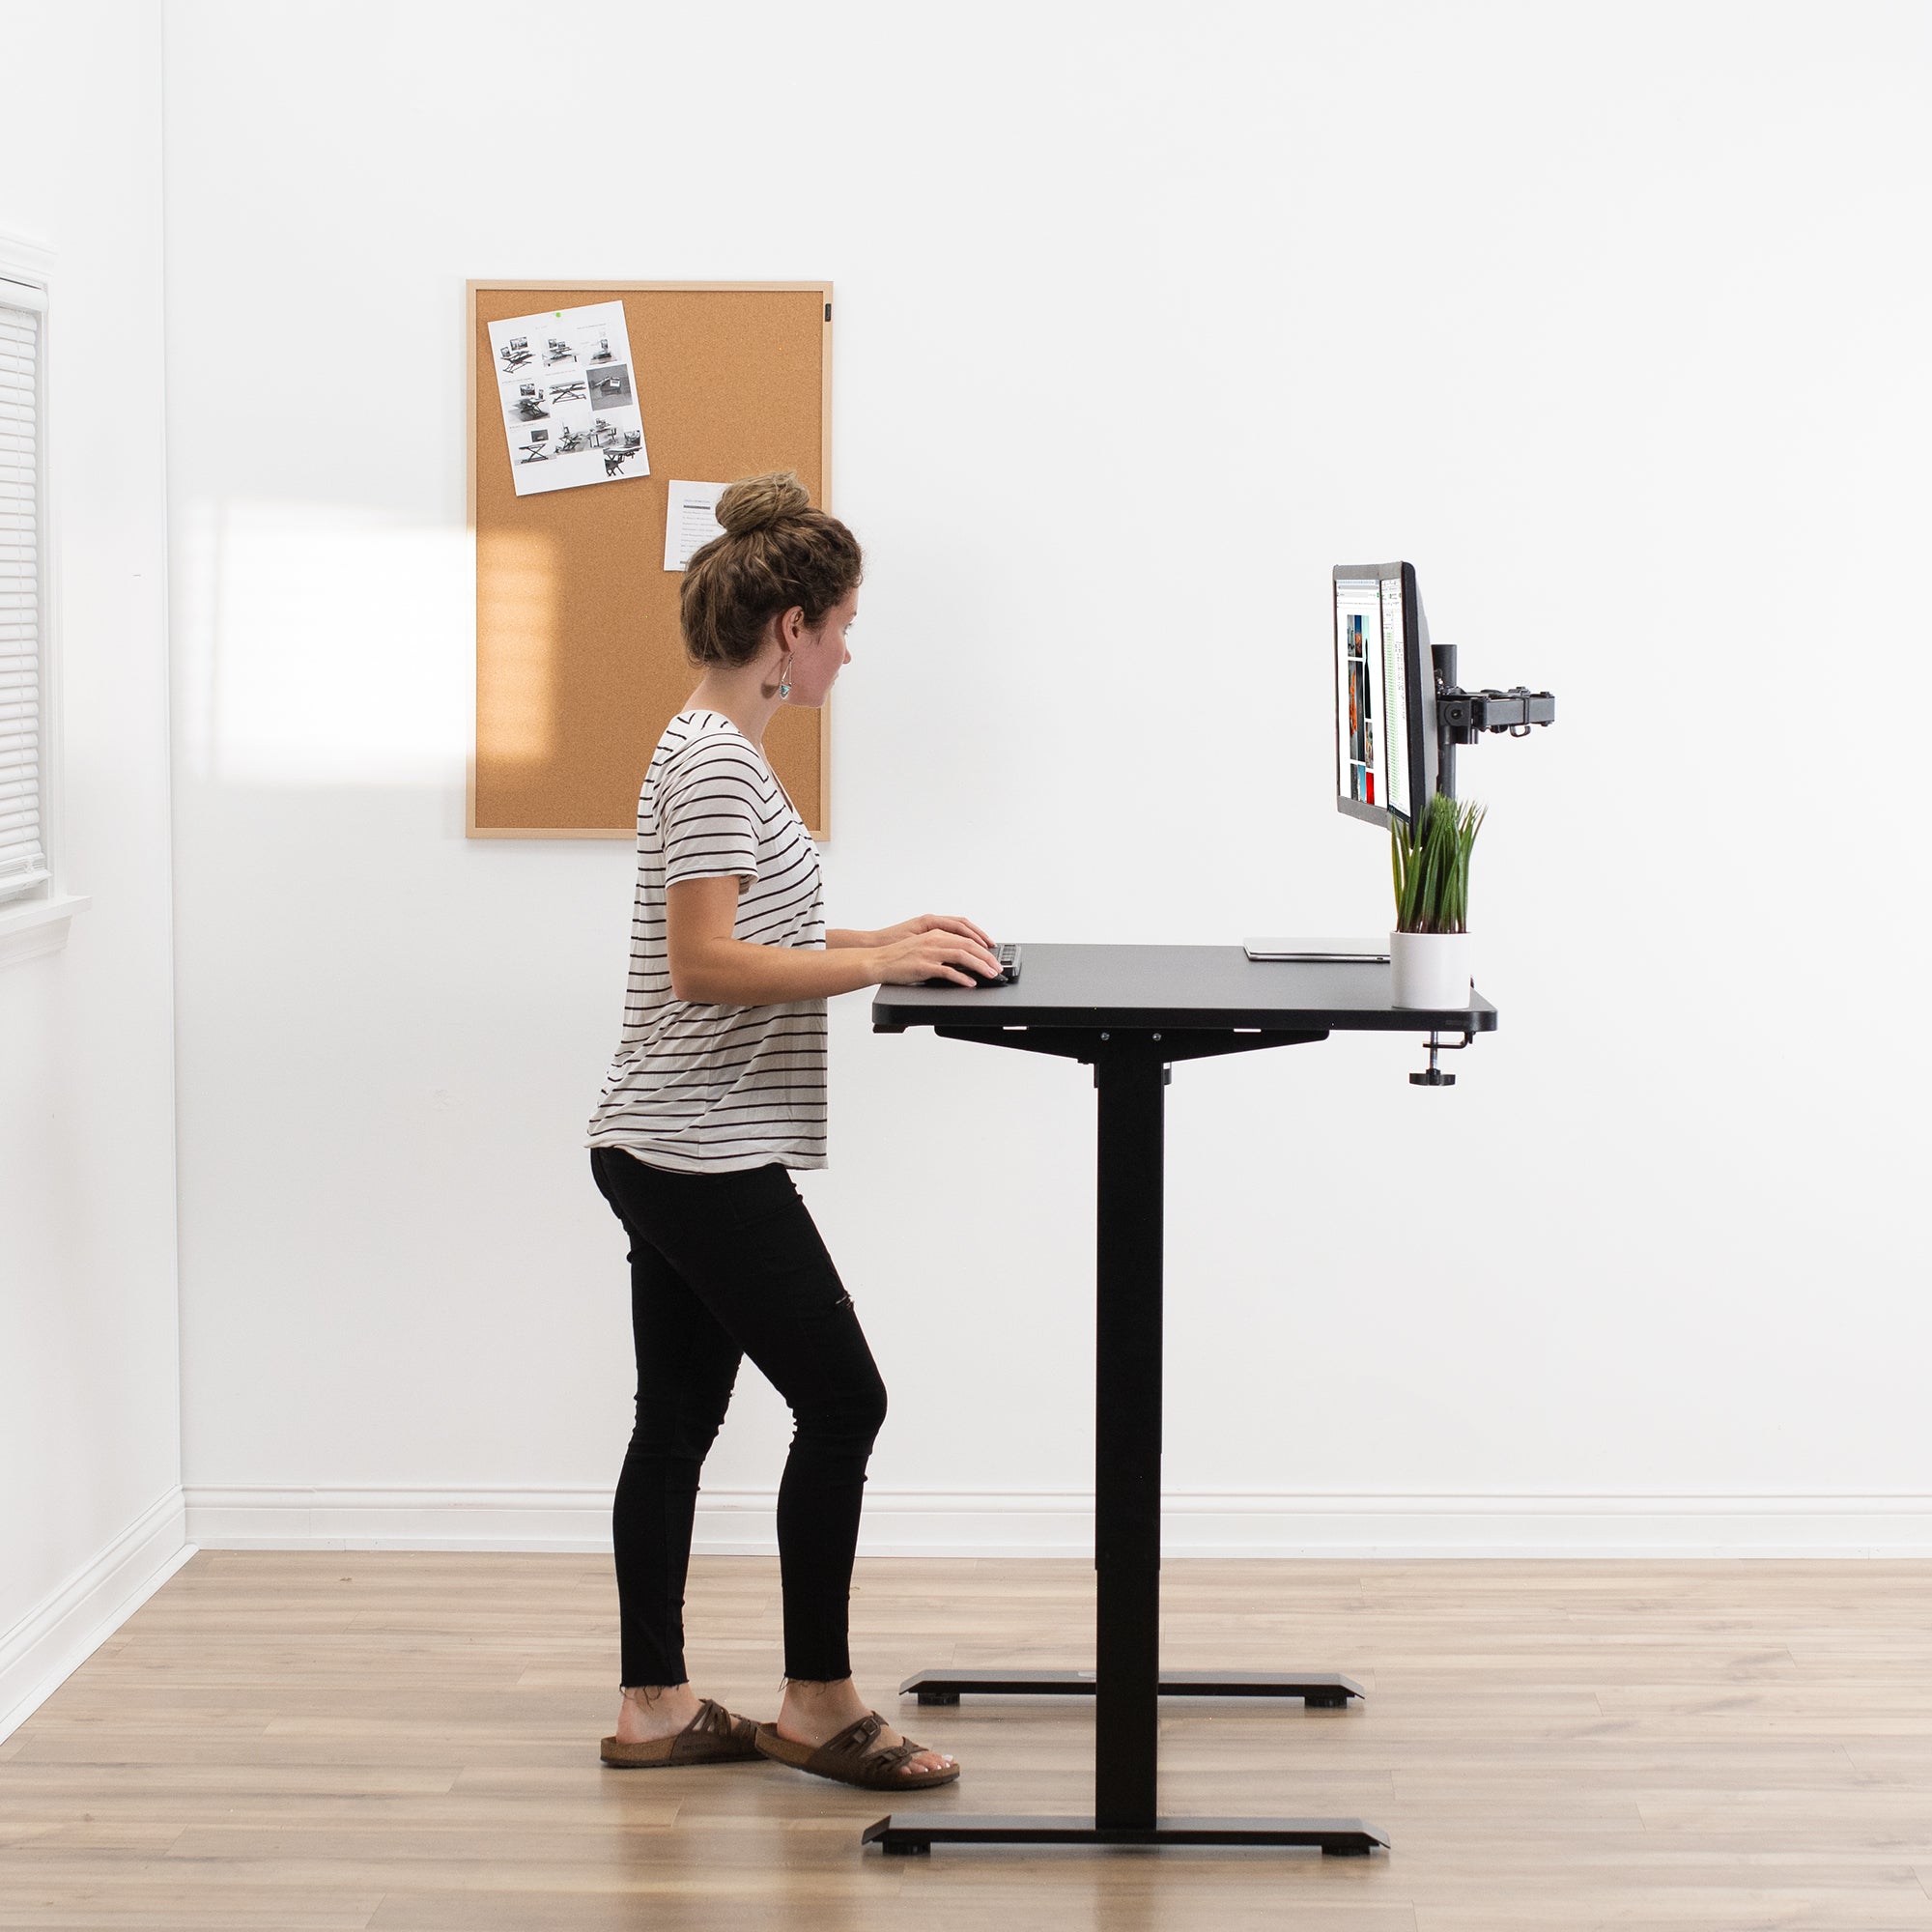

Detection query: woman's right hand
(870, 925), (1002, 987)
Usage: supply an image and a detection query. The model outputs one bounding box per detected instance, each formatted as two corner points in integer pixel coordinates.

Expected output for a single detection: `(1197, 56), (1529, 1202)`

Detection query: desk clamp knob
(1410, 1030), (1473, 1088)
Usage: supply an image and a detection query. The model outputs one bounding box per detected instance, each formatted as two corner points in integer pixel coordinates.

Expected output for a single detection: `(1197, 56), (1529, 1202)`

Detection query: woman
(585, 472), (996, 1789)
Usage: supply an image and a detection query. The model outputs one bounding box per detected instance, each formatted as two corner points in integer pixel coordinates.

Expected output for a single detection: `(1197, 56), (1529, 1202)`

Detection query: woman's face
(784, 588), (857, 708)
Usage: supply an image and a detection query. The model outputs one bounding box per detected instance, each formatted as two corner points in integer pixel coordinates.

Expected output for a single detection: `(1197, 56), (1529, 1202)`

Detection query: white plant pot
(1389, 929), (1472, 1009)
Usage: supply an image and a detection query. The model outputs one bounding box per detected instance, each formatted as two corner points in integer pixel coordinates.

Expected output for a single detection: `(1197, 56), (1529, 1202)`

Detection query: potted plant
(1389, 793), (1486, 1009)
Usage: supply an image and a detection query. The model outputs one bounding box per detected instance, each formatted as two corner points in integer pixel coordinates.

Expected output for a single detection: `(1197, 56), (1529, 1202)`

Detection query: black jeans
(588, 1148), (888, 1688)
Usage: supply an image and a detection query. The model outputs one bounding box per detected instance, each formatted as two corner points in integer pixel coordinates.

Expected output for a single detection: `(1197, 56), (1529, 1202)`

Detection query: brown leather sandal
(600, 1695), (764, 1768)
(753, 1710), (960, 1790)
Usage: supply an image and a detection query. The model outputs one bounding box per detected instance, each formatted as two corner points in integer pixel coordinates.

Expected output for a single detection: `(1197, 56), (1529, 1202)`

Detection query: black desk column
(1093, 1037), (1165, 1831)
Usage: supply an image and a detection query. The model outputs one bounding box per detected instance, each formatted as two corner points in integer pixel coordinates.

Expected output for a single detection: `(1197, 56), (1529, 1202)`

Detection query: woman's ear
(780, 605), (808, 649)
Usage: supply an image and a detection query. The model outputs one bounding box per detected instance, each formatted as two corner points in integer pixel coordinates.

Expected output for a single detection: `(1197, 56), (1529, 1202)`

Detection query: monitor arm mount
(1431, 642), (1556, 805)
(1409, 643), (1555, 1088)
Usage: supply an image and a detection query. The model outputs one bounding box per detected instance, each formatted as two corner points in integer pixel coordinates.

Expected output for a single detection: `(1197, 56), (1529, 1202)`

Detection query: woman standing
(585, 473), (995, 1789)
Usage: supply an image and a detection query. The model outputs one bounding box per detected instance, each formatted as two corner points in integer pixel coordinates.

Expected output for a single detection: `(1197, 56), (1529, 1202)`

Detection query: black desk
(864, 944), (1497, 1858)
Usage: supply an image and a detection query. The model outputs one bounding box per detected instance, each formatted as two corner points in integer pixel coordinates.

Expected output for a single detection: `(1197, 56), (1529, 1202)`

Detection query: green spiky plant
(1391, 793), (1486, 934)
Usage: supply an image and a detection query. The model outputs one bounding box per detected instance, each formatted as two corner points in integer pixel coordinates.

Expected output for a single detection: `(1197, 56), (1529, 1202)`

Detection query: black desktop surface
(871, 942), (1497, 1036)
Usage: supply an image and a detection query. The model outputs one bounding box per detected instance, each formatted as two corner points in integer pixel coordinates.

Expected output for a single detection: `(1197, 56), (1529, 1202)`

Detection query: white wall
(0, 0), (186, 1735)
(166, 0), (1932, 1555)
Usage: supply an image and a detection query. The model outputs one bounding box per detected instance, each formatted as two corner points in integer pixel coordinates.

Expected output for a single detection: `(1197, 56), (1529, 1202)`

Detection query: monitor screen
(1333, 561), (1435, 829)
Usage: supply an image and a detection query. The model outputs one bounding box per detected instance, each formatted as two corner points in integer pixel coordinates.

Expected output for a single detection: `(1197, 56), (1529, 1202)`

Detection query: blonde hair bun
(714, 470), (811, 537)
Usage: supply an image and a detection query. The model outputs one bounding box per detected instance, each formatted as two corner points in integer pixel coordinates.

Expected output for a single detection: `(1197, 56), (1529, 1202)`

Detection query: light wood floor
(3, 1552), (1931, 1929)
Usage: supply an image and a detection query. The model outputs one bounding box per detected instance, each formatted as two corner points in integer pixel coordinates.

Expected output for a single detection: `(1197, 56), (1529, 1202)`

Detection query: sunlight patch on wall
(474, 528), (559, 769)
(174, 501), (474, 783)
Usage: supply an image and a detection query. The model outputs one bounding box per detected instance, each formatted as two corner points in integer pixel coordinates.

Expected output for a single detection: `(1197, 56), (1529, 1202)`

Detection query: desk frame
(863, 1020), (1387, 1857)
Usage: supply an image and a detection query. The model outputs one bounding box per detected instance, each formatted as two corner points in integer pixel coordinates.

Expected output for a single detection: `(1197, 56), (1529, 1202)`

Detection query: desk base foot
(899, 1668), (1363, 1709)
(862, 1811), (1388, 1856)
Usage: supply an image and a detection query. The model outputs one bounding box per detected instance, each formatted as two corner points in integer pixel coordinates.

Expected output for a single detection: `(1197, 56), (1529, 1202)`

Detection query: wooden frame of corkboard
(467, 281), (834, 839)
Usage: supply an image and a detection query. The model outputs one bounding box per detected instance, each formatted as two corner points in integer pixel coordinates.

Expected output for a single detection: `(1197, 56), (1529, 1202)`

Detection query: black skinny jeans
(588, 1148), (888, 1688)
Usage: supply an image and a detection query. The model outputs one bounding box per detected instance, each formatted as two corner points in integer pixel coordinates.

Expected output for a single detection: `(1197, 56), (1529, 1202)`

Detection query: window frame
(0, 231), (85, 961)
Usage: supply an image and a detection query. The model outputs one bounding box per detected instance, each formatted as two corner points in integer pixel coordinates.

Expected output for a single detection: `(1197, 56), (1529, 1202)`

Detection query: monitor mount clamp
(1410, 1029), (1475, 1087)
(1410, 644), (1555, 1088)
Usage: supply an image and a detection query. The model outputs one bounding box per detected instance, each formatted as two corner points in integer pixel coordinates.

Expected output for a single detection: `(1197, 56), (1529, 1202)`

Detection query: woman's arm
(668, 879), (1000, 1004)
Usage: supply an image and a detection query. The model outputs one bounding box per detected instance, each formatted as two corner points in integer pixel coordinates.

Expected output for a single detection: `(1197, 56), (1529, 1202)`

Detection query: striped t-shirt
(584, 710), (828, 1173)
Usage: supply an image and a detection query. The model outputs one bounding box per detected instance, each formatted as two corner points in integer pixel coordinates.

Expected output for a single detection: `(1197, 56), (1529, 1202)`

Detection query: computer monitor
(1333, 561), (1438, 829)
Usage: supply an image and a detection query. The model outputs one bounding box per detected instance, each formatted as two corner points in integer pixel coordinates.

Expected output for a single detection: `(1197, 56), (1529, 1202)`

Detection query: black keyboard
(923, 941), (1020, 989)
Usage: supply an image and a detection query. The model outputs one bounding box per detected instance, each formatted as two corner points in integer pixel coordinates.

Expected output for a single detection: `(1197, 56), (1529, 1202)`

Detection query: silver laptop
(1242, 937), (1389, 963)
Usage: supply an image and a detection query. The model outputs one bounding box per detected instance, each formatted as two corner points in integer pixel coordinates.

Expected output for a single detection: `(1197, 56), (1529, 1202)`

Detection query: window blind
(0, 290), (44, 903)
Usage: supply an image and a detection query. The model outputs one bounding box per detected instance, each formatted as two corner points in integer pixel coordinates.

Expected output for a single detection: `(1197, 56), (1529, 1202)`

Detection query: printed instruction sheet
(664, 480), (727, 570)
(487, 299), (650, 496)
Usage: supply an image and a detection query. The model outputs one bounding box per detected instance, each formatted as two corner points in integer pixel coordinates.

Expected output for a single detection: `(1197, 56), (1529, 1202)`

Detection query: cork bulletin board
(467, 282), (833, 838)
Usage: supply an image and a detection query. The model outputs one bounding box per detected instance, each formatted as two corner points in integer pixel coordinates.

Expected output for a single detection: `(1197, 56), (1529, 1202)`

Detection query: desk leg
(869, 1032), (1384, 1858)
(1093, 1044), (1165, 1828)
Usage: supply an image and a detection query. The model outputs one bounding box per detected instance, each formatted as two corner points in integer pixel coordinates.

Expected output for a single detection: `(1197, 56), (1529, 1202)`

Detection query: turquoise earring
(778, 653), (793, 699)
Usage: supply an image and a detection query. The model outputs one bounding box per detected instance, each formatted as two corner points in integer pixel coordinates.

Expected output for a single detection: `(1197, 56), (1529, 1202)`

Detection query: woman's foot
(776, 1676), (955, 1777)
(612, 1682), (708, 1746)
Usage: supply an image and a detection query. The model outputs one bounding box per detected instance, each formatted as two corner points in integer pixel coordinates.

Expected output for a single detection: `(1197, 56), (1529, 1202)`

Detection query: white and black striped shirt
(585, 710), (828, 1173)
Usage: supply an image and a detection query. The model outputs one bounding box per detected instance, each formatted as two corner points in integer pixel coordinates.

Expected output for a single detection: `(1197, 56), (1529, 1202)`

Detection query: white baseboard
(183, 1485), (1932, 1559)
(0, 1488), (193, 1743)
